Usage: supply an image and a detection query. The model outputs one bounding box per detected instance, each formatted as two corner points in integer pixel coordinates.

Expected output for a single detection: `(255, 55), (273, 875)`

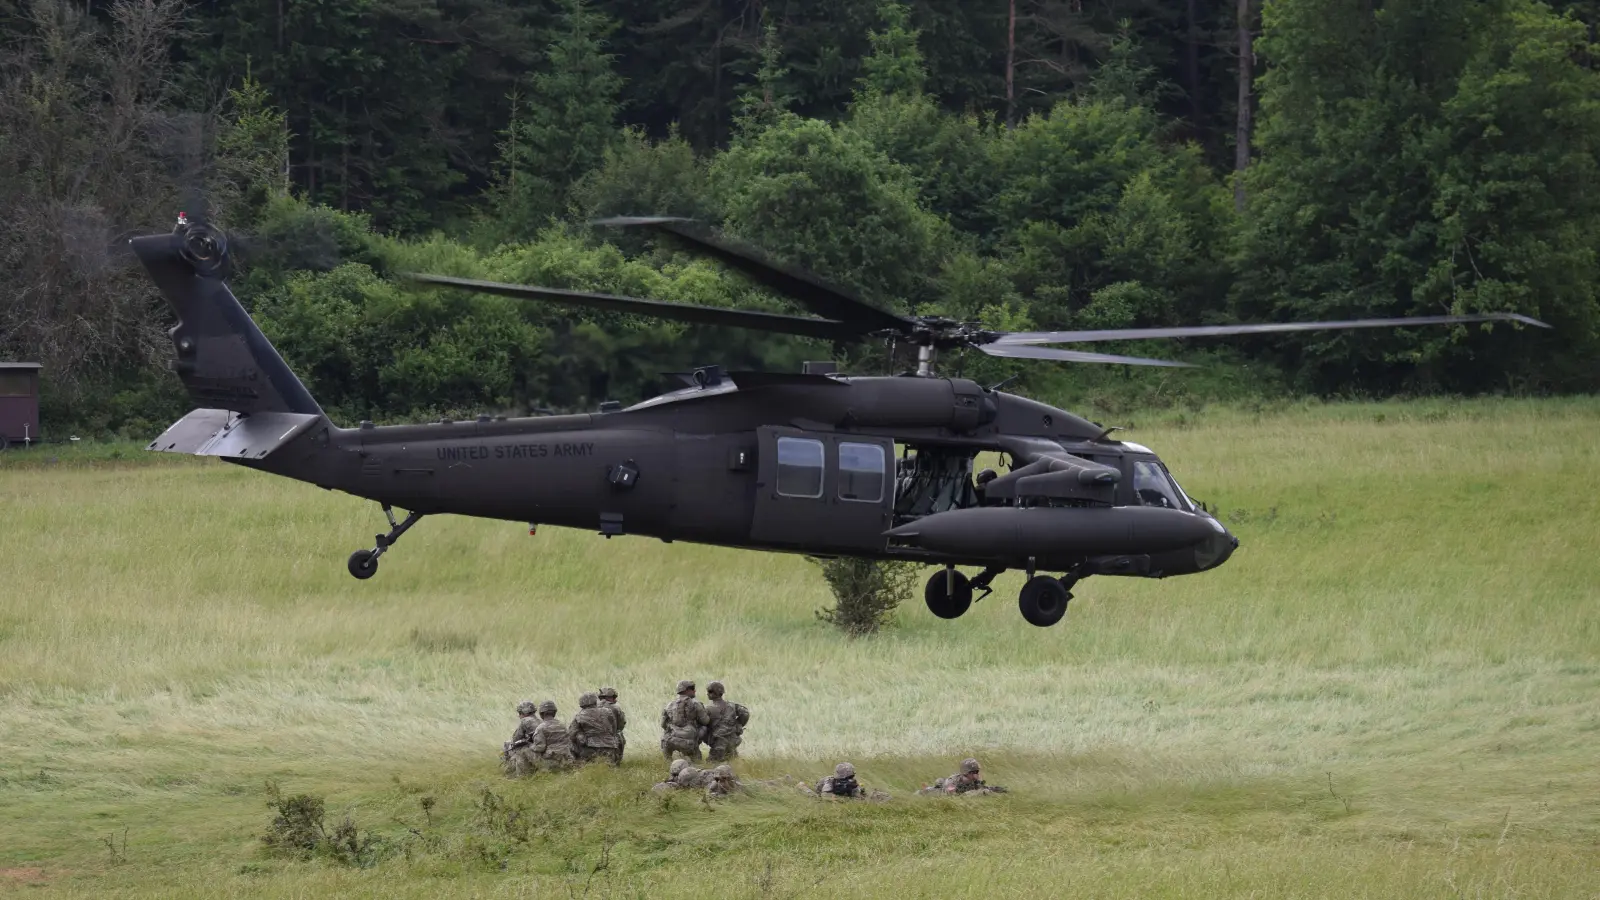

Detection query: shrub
(811, 557), (921, 636)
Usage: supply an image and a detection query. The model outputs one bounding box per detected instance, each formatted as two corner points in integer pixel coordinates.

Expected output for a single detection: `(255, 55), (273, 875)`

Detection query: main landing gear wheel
(924, 567), (973, 619)
(1018, 575), (1070, 627)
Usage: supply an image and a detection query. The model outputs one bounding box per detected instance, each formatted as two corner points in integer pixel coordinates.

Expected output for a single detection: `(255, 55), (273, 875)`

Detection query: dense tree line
(1, 0), (1595, 436)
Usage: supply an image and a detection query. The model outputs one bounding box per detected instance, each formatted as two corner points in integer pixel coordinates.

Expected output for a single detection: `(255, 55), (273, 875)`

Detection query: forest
(2, 0), (1597, 436)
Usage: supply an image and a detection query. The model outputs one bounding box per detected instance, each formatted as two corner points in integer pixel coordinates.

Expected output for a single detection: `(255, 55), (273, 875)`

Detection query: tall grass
(1, 396), (1596, 897)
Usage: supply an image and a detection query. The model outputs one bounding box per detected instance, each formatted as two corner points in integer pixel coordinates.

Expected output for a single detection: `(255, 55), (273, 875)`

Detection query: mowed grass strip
(1, 396), (1597, 897)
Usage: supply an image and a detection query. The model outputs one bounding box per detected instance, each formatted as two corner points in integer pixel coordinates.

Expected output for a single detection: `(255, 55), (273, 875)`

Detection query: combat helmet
(669, 759), (689, 776)
(959, 758), (980, 774)
(579, 691), (598, 708)
(713, 764), (733, 778)
(675, 679), (695, 694)
(516, 700), (537, 716)
(706, 680), (725, 697)
(598, 686), (618, 701)
(538, 700), (557, 716)
(834, 762), (855, 779)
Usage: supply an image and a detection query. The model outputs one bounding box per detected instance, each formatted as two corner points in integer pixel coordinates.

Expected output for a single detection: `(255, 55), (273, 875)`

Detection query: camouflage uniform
(814, 762), (867, 798)
(922, 758), (1006, 795)
(651, 759), (684, 791)
(568, 692), (622, 765)
(659, 679), (709, 761)
(652, 758), (691, 791)
(598, 686), (626, 756)
(703, 681), (750, 762)
(706, 764), (741, 798)
(502, 700), (541, 777)
(528, 700), (574, 770)
(674, 763), (712, 790)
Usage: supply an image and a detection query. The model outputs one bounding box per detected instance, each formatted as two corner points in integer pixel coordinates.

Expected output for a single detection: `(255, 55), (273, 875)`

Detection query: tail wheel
(347, 549), (378, 579)
(1018, 575), (1069, 627)
(924, 569), (973, 619)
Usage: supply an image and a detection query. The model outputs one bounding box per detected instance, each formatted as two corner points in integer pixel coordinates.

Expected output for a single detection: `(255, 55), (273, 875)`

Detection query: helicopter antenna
(987, 373), (1021, 391)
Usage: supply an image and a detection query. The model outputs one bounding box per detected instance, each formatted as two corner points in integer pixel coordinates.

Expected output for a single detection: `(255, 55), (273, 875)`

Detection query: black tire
(347, 549), (378, 580)
(1018, 575), (1069, 627)
(924, 569), (973, 619)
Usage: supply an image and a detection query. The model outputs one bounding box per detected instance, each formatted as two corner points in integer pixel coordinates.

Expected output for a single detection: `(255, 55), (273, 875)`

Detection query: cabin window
(838, 442), (886, 503)
(775, 436), (824, 498)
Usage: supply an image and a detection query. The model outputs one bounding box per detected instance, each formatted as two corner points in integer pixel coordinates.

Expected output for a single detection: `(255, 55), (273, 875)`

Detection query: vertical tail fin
(131, 228), (324, 418)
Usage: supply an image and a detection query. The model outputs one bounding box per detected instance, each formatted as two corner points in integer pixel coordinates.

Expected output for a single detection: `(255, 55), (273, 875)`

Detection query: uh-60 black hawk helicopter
(134, 213), (1546, 628)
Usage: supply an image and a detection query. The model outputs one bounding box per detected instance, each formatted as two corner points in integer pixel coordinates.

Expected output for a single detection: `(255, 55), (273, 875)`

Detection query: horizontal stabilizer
(147, 409), (322, 459)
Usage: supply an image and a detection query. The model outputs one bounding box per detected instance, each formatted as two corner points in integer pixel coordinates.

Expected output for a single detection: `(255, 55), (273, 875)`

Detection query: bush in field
(811, 557), (921, 636)
(262, 781), (385, 868)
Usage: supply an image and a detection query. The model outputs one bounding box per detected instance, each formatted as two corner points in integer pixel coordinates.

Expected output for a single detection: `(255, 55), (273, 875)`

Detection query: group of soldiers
(501, 678), (1006, 801)
(650, 756), (1006, 801)
(500, 679), (749, 776)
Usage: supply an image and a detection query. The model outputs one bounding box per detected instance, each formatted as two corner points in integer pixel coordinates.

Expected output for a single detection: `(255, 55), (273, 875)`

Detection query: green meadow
(1, 396), (1597, 898)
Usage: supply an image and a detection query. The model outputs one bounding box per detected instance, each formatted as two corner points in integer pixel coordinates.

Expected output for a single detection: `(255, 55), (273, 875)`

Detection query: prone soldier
(919, 757), (1007, 796)
(651, 758), (712, 791)
(703, 681), (750, 762)
(527, 700), (574, 770)
(706, 764), (741, 798)
(568, 692), (623, 765)
(659, 679), (709, 761)
(598, 686), (626, 756)
(501, 700), (540, 777)
(814, 762), (867, 799)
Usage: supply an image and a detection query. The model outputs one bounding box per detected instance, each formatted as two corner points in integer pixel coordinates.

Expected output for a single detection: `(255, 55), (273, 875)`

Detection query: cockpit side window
(1132, 459), (1185, 510)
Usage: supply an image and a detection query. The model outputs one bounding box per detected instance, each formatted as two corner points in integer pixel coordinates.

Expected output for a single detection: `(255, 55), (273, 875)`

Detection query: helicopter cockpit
(890, 440), (1198, 525)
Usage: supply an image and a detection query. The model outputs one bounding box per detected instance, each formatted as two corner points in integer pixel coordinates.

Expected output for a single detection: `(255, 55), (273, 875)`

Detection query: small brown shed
(0, 362), (43, 448)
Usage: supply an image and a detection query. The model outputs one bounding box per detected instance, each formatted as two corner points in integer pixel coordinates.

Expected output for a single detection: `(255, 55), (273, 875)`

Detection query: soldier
(706, 764), (741, 798)
(652, 758), (692, 791)
(568, 692), (622, 765)
(703, 681), (750, 762)
(501, 700), (540, 777)
(921, 758), (1006, 795)
(527, 700), (574, 770)
(659, 679), (709, 761)
(675, 761), (712, 790)
(814, 762), (867, 799)
(598, 686), (626, 756)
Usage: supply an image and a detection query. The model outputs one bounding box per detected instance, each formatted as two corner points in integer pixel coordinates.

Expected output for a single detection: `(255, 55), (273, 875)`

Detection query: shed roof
(0, 363), (42, 370)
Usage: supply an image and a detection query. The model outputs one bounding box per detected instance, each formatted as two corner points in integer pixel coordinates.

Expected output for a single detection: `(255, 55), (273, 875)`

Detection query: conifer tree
(493, 0), (623, 238)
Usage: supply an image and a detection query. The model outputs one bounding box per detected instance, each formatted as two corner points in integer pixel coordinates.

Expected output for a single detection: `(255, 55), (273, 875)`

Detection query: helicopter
(135, 213), (1547, 628)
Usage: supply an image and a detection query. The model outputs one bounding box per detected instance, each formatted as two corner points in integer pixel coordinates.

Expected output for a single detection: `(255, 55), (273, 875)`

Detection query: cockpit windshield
(1132, 459), (1187, 510)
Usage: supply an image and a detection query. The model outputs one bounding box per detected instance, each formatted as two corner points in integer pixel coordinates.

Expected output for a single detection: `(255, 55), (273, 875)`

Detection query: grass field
(2, 396), (1598, 898)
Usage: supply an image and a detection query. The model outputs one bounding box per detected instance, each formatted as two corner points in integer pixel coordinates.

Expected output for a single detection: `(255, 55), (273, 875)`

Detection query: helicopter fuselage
(202, 373), (1237, 581)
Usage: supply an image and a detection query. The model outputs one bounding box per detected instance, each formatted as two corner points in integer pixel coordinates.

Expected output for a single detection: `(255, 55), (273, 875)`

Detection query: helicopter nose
(1193, 515), (1239, 571)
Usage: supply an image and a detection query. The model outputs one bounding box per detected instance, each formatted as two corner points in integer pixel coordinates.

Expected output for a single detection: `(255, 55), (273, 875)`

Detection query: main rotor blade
(401, 273), (863, 342)
(978, 344), (1197, 367)
(991, 312), (1551, 345)
(592, 216), (916, 336)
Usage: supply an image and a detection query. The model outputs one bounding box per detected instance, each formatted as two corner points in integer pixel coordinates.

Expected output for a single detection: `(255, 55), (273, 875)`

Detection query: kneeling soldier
(568, 692), (622, 765)
(528, 700), (574, 770)
(704, 681), (750, 762)
(502, 700), (540, 777)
